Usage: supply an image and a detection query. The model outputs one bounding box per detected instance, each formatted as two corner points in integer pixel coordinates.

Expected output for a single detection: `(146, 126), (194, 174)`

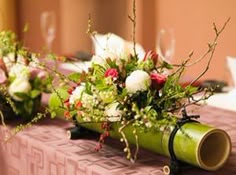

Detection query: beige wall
(0, 0), (16, 31)
(15, 0), (236, 84)
(59, 0), (143, 55)
(17, 0), (61, 53)
(156, 0), (236, 84)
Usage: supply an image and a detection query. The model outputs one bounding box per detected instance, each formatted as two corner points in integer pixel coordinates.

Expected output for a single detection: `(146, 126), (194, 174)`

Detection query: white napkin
(59, 61), (91, 72)
(206, 89), (236, 111)
(91, 33), (145, 61)
(60, 33), (145, 72)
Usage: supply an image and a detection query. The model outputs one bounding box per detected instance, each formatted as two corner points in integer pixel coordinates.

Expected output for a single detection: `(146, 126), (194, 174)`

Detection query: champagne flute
(156, 28), (175, 64)
(40, 11), (57, 68)
(40, 11), (56, 52)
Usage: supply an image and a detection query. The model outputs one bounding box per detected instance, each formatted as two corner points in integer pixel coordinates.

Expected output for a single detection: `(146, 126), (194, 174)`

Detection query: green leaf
(24, 100), (33, 115)
(185, 85), (198, 95)
(14, 92), (29, 100)
(30, 90), (41, 98)
(105, 58), (119, 68)
(160, 61), (173, 69)
(48, 87), (69, 117)
(68, 72), (81, 82)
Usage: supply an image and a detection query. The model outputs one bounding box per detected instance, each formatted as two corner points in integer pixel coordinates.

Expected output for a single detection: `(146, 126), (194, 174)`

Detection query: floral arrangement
(49, 3), (230, 163)
(0, 30), (51, 121)
(59, 44), (213, 160)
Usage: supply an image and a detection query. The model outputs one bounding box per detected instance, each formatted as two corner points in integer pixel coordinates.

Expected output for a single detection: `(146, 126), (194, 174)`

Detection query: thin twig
(5, 111), (48, 142)
(190, 18), (230, 85)
(118, 119), (134, 160)
(128, 0), (137, 57)
(186, 17), (230, 67)
(133, 128), (139, 161)
(0, 111), (6, 127)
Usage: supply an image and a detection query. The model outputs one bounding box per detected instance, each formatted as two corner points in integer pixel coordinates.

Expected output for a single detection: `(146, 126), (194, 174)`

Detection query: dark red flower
(150, 73), (167, 90)
(143, 50), (158, 65)
(104, 68), (119, 79)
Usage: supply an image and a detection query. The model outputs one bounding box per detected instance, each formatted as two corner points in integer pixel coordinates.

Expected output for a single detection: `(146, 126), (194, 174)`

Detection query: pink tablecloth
(0, 106), (235, 175)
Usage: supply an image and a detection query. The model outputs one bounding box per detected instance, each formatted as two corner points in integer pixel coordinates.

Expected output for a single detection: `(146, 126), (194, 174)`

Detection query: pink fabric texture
(0, 106), (235, 175)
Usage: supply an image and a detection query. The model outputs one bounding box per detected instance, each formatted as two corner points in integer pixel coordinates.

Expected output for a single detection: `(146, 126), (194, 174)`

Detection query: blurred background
(1, 0), (236, 85)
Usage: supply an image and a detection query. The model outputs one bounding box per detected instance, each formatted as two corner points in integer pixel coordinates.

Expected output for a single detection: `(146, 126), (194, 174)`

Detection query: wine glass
(156, 28), (175, 63)
(40, 11), (56, 52)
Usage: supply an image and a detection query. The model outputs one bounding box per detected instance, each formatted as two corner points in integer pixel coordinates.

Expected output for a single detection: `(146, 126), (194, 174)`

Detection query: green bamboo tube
(48, 89), (231, 171)
(77, 118), (231, 171)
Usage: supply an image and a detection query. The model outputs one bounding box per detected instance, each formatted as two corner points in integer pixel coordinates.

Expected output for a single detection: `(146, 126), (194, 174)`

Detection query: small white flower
(145, 122), (152, 128)
(99, 89), (117, 104)
(8, 63), (30, 80)
(16, 55), (27, 65)
(81, 93), (94, 108)
(8, 78), (31, 101)
(28, 55), (42, 70)
(105, 102), (123, 122)
(125, 70), (151, 93)
(69, 85), (85, 105)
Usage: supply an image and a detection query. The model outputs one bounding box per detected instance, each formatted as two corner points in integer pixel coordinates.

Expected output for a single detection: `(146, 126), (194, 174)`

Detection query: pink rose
(30, 67), (48, 80)
(29, 67), (40, 79)
(37, 71), (48, 79)
(143, 50), (158, 65)
(0, 68), (7, 84)
(105, 68), (118, 79)
(150, 73), (167, 90)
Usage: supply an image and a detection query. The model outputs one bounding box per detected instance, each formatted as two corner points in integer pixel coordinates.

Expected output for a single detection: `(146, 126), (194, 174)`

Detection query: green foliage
(0, 30), (17, 56)
(68, 72), (82, 82)
(48, 87), (69, 118)
(0, 30), (52, 121)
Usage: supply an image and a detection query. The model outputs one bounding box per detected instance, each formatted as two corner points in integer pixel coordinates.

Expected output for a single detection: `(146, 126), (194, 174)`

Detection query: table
(0, 106), (235, 175)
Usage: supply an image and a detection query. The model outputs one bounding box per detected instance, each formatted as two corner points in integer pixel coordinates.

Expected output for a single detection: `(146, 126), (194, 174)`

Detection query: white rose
(8, 78), (32, 101)
(105, 102), (122, 122)
(125, 70), (151, 93)
(69, 85), (85, 105)
(9, 63), (30, 80)
(3, 53), (15, 71)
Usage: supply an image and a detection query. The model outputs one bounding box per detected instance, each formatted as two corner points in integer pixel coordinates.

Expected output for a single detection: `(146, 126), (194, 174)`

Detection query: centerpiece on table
(48, 9), (231, 175)
(0, 30), (51, 122)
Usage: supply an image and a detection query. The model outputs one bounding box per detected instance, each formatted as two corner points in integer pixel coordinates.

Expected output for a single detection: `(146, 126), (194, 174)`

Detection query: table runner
(0, 106), (235, 175)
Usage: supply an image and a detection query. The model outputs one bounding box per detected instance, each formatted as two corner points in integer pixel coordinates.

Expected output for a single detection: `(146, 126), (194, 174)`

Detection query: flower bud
(150, 73), (167, 90)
